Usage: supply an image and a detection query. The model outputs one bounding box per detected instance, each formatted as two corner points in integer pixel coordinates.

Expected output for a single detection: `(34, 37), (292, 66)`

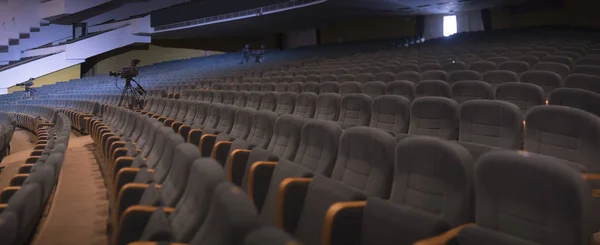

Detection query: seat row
(210, 69), (600, 96)
(0, 113), (15, 163)
(0, 105), (71, 245)
(87, 102), (600, 245)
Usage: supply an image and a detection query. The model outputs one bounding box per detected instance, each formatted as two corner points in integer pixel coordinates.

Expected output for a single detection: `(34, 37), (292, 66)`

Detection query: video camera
(109, 59), (141, 79)
(16, 79), (34, 87)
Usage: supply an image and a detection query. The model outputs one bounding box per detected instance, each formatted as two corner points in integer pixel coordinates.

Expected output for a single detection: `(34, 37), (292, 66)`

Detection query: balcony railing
(153, 0), (326, 32)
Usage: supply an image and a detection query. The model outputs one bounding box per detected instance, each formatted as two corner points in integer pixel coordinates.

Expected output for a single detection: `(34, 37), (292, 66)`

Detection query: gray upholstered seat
(274, 92), (297, 115)
(421, 70), (448, 81)
(456, 151), (594, 245)
(370, 95), (410, 135)
(525, 105), (600, 173)
(362, 81), (386, 98)
(337, 94), (372, 128)
(244, 227), (300, 245)
(314, 93), (342, 121)
(469, 61), (498, 73)
(396, 71), (421, 83)
(402, 97), (459, 140)
(416, 80), (452, 98)
(520, 70), (563, 95)
(482, 70), (519, 89)
(358, 136), (474, 245)
(320, 81), (340, 94)
(548, 88), (600, 117)
(246, 92), (263, 110)
(258, 92), (278, 111)
(234, 114), (304, 188)
(187, 182), (260, 245)
(459, 100), (523, 150)
(303, 82), (320, 94)
(449, 70), (483, 84)
(339, 81), (363, 95)
(534, 62), (570, 79)
(494, 82), (545, 114)
(499, 60), (530, 74)
(292, 92), (317, 118)
(257, 120), (343, 224)
(451, 80), (494, 104)
(386, 80), (415, 101)
(564, 74), (600, 94)
(292, 127), (395, 245)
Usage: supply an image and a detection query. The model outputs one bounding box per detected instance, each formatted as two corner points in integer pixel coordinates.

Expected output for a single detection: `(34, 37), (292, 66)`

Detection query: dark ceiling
(151, 0), (545, 39)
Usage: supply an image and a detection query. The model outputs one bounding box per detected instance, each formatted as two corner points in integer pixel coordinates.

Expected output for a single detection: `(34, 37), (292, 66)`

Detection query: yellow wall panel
(8, 64), (81, 93)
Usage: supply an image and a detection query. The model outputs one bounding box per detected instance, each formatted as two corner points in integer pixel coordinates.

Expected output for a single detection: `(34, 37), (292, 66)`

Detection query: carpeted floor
(30, 135), (109, 245)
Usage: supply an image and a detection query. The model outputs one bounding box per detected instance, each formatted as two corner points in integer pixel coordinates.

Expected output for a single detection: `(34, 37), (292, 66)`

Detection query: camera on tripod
(113, 59), (146, 110)
(109, 59), (141, 79)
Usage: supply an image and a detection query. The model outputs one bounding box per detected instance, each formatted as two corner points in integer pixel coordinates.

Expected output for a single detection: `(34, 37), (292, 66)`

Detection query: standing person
(240, 44), (251, 64)
(254, 45), (266, 63)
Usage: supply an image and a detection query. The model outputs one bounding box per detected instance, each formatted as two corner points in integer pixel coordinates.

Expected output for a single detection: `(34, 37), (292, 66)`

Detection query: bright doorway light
(443, 15), (457, 37)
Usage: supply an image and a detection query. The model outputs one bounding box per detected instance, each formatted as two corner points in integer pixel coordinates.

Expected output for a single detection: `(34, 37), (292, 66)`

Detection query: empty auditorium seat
(451, 80), (494, 104)
(520, 70), (563, 95)
(514, 55), (540, 66)
(303, 81), (320, 94)
(573, 65), (600, 76)
(499, 60), (530, 74)
(246, 92), (263, 110)
(386, 80), (416, 100)
(420, 63), (442, 71)
(417, 151), (595, 245)
(548, 88), (600, 117)
(287, 82), (304, 93)
(401, 97), (459, 140)
(337, 94), (372, 128)
(355, 73), (374, 84)
(284, 127), (395, 244)
(416, 80), (452, 98)
(320, 82), (340, 94)
(494, 82), (545, 113)
(254, 119), (342, 223)
(421, 70), (449, 81)
(314, 93), (342, 121)
(543, 55), (575, 68)
(374, 72), (395, 82)
(339, 82), (363, 95)
(396, 71), (421, 83)
(534, 61), (570, 79)
(274, 92), (297, 115)
(362, 81), (386, 98)
(259, 92), (278, 111)
(293, 92), (317, 118)
(564, 73), (600, 94)
(482, 70), (519, 89)
(469, 61), (498, 73)
(459, 100), (523, 154)
(370, 95), (410, 135)
(525, 105), (600, 172)
(443, 62), (468, 73)
(324, 136), (474, 245)
(448, 70), (482, 84)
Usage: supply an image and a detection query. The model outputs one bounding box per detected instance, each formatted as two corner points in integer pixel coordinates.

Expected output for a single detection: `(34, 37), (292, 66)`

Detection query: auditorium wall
(8, 64), (81, 93)
(93, 44), (223, 75)
(319, 16), (417, 44)
(490, 0), (600, 30)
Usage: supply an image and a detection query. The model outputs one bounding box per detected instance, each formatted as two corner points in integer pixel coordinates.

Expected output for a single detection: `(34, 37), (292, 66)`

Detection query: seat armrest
(9, 174), (29, 187)
(25, 156), (40, 164)
(227, 149), (251, 185)
(188, 129), (204, 145)
(111, 148), (132, 168)
(413, 224), (475, 245)
(0, 187), (21, 203)
(322, 201), (366, 245)
(171, 122), (184, 132)
(114, 167), (142, 195)
(248, 161), (277, 211)
(113, 157), (136, 179)
(18, 164), (34, 174)
(163, 119), (176, 127)
(278, 177), (312, 233)
(199, 134), (218, 157)
(30, 150), (43, 156)
(116, 183), (150, 218)
(116, 205), (174, 245)
(33, 144), (46, 150)
(212, 141), (232, 164)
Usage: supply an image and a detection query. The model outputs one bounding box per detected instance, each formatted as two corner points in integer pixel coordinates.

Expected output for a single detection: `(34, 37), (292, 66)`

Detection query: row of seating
(208, 71), (600, 96)
(0, 113), (15, 163)
(84, 101), (600, 245)
(0, 105), (71, 245)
